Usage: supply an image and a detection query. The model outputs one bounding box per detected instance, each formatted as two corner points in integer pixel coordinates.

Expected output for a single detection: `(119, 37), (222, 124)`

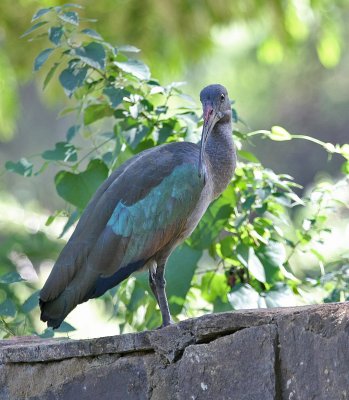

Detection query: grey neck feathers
(204, 111), (236, 198)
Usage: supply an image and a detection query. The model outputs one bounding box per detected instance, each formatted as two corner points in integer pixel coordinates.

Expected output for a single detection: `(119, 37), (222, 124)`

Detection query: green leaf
(5, 158), (33, 176)
(55, 321), (76, 332)
(256, 241), (286, 283)
(75, 42), (106, 70)
(103, 87), (129, 108)
(201, 272), (230, 303)
(62, 3), (84, 9)
(242, 195), (256, 211)
(238, 150), (260, 163)
(166, 244), (202, 315)
(0, 298), (16, 317)
(190, 192), (234, 249)
(270, 126), (292, 141)
(43, 62), (59, 90)
(39, 328), (54, 338)
(22, 291), (39, 313)
(124, 125), (149, 149)
(32, 7), (52, 22)
(248, 248), (266, 283)
(341, 161), (349, 175)
(21, 21), (48, 38)
(49, 26), (64, 45)
(154, 122), (175, 144)
(114, 60), (151, 80)
(118, 45), (141, 53)
(0, 272), (24, 284)
(264, 284), (300, 307)
(228, 283), (261, 309)
(42, 142), (77, 162)
(66, 125), (80, 141)
(81, 28), (103, 40)
(339, 144), (349, 160)
(59, 209), (80, 238)
(58, 11), (79, 26)
(84, 104), (114, 125)
(55, 159), (108, 209)
(59, 65), (88, 97)
(236, 245), (266, 283)
(34, 48), (54, 71)
(317, 29), (341, 69)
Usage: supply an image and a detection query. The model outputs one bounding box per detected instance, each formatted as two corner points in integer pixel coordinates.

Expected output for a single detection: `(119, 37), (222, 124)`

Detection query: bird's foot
(156, 319), (175, 330)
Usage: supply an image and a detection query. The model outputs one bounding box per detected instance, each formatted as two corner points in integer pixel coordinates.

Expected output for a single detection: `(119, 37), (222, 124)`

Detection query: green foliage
(1, 0), (349, 139)
(2, 6), (349, 336)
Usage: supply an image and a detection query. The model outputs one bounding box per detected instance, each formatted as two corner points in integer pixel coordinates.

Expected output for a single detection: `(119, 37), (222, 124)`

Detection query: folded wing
(40, 142), (204, 327)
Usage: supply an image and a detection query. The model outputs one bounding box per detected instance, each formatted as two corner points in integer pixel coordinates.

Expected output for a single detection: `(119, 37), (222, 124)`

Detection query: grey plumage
(40, 84), (236, 329)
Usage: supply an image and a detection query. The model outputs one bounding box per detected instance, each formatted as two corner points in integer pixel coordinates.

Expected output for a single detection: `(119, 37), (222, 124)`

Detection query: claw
(156, 319), (175, 330)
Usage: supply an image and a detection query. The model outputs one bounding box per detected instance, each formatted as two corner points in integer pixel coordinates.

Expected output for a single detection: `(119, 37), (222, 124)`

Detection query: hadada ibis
(40, 84), (236, 329)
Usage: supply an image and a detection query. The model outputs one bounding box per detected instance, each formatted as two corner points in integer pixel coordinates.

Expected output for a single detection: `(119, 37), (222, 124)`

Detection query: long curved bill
(198, 104), (220, 179)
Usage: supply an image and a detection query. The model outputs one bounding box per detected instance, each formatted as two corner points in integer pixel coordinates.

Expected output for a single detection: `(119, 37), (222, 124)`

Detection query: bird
(39, 84), (236, 329)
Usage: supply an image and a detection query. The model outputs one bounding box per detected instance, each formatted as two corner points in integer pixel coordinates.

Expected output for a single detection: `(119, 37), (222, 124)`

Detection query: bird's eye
(220, 93), (225, 102)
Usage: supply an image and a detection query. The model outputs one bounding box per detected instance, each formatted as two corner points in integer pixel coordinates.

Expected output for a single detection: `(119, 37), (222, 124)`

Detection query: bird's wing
(40, 142), (205, 303)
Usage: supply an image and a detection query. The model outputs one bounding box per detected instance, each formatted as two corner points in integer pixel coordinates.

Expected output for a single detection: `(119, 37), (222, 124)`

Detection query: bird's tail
(40, 286), (83, 329)
(40, 267), (99, 329)
(40, 297), (68, 329)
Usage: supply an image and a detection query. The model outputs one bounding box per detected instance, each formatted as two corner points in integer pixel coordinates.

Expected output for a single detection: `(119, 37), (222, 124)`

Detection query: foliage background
(0, 1), (348, 338)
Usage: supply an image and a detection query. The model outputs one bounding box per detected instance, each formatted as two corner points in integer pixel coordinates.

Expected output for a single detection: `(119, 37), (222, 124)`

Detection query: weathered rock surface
(0, 303), (348, 399)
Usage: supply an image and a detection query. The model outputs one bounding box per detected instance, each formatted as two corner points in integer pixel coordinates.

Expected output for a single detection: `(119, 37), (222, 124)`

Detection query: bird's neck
(205, 113), (236, 197)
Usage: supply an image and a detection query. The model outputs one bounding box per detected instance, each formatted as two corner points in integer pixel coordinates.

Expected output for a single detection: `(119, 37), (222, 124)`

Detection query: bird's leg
(148, 263), (159, 304)
(154, 262), (174, 328)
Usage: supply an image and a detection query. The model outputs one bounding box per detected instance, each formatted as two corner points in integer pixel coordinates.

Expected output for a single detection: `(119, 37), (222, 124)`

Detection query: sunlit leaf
(32, 7), (52, 22)
(58, 11), (79, 26)
(62, 3), (84, 9)
(43, 62), (60, 90)
(84, 104), (114, 125)
(248, 248), (266, 283)
(264, 284), (301, 307)
(339, 144), (349, 160)
(256, 241), (286, 283)
(114, 60), (151, 80)
(34, 48), (54, 71)
(118, 45), (141, 53)
(59, 65), (88, 97)
(201, 272), (230, 303)
(103, 87), (129, 108)
(124, 125), (149, 149)
(49, 26), (64, 45)
(317, 28), (341, 69)
(238, 150), (260, 163)
(341, 161), (349, 175)
(81, 28), (103, 41)
(75, 42), (106, 70)
(228, 284), (262, 309)
(257, 37), (284, 64)
(21, 21), (48, 38)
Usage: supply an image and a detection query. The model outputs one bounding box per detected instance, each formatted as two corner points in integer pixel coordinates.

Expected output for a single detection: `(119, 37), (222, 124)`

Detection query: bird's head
(199, 84), (231, 178)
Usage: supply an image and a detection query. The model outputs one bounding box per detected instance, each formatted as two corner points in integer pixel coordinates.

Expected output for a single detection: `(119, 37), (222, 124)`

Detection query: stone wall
(0, 303), (348, 399)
